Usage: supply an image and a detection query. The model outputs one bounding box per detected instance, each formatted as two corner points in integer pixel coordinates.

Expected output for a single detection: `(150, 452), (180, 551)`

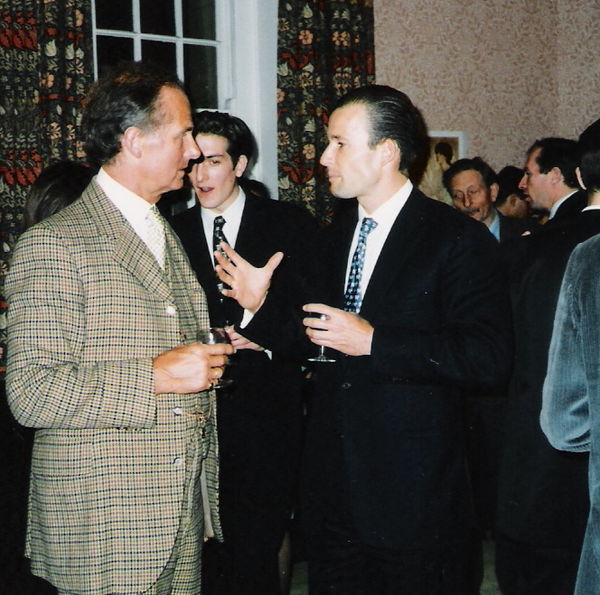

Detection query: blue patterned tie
(343, 217), (378, 313)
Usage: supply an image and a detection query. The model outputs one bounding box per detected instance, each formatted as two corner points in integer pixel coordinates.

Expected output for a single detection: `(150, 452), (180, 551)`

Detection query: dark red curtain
(277, 0), (375, 223)
(0, 1), (93, 373)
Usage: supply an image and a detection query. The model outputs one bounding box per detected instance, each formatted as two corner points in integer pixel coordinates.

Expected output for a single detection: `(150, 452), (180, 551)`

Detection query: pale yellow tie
(146, 205), (165, 268)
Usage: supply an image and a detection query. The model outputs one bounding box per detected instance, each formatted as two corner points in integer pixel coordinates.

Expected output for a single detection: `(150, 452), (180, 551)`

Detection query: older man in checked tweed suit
(5, 62), (233, 594)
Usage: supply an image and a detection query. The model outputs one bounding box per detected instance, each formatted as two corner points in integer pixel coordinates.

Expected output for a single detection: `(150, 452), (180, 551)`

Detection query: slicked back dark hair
(82, 61), (184, 168)
(578, 118), (600, 194)
(442, 156), (498, 193)
(333, 85), (428, 172)
(192, 110), (257, 169)
(526, 137), (580, 189)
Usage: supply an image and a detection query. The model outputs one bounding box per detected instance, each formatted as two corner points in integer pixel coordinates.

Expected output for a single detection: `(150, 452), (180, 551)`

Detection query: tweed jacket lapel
(83, 180), (172, 301)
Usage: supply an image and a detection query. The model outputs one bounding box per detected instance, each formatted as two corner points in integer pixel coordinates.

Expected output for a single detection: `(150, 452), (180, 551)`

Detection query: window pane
(182, 0), (215, 39)
(140, 0), (175, 36)
(142, 40), (177, 75)
(184, 45), (217, 110)
(97, 36), (134, 77)
(96, 3), (132, 31)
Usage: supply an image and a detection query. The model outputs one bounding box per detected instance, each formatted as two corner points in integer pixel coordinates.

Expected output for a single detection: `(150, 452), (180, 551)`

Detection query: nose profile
(518, 174), (527, 191)
(185, 135), (201, 161)
(320, 143), (333, 167)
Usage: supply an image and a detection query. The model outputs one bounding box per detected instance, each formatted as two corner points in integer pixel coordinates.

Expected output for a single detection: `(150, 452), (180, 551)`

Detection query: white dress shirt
(96, 167), (158, 250)
(200, 188), (246, 264)
(345, 180), (413, 300)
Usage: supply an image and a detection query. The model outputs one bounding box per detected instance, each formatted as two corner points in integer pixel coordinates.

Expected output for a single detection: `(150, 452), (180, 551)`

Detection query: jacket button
(341, 382), (352, 389)
(173, 457), (183, 467)
(172, 407), (183, 416)
(166, 305), (177, 316)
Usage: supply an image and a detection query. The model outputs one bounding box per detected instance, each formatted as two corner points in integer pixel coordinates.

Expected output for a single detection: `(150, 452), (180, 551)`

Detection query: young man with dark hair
(170, 110), (315, 595)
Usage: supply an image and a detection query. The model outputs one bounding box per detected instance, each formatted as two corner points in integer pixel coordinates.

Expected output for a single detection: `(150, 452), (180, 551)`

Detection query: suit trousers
(305, 451), (471, 595)
(495, 532), (580, 595)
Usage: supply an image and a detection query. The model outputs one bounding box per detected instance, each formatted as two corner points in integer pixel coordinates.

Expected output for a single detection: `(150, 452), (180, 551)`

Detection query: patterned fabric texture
(343, 217), (377, 313)
(277, 0), (375, 223)
(0, 0), (93, 374)
(5, 181), (220, 593)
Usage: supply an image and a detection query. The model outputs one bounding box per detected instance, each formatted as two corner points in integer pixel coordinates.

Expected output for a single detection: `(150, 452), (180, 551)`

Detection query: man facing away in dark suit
(169, 111), (316, 595)
(212, 85), (512, 594)
(496, 136), (594, 594)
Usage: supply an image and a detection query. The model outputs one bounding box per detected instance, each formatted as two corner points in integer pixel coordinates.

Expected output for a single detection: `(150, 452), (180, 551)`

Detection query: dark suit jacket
(498, 211), (533, 242)
(246, 188), (513, 550)
(544, 189), (587, 228)
(169, 190), (316, 533)
(496, 208), (600, 548)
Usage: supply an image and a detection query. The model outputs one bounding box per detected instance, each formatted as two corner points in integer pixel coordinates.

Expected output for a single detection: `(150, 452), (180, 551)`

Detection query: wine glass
(307, 313), (336, 363)
(199, 327), (234, 388)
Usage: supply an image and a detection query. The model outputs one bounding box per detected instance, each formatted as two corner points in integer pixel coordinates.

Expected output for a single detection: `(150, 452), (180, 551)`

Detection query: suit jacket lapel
(82, 181), (173, 302)
(360, 189), (430, 317)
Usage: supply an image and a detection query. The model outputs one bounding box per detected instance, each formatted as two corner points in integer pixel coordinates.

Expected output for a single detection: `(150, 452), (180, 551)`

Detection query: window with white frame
(91, 0), (278, 197)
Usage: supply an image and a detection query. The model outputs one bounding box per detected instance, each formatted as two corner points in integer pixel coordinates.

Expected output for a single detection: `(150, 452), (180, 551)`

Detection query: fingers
(266, 251), (284, 273)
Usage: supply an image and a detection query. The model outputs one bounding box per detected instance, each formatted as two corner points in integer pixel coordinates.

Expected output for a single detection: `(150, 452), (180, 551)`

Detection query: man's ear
(235, 154), (248, 178)
(548, 166), (564, 185)
(380, 138), (400, 168)
(490, 182), (499, 203)
(121, 126), (144, 159)
(576, 166), (586, 190)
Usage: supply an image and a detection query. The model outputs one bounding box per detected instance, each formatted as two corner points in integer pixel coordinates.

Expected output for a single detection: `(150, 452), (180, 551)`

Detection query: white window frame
(90, 0), (278, 198)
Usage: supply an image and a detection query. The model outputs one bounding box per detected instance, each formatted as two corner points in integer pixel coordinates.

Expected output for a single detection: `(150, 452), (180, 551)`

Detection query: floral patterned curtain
(277, 0), (375, 223)
(0, 0), (93, 374)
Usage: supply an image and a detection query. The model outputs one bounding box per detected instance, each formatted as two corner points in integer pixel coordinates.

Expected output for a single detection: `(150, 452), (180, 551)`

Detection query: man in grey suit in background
(541, 117), (600, 595)
(5, 62), (233, 594)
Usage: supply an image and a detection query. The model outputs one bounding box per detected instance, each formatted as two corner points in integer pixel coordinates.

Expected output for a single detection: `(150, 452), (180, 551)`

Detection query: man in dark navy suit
(215, 85), (512, 593)
(170, 111), (316, 595)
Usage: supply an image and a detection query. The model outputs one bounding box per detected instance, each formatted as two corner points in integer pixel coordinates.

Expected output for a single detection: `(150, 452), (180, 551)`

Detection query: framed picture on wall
(418, 130), (468, 205)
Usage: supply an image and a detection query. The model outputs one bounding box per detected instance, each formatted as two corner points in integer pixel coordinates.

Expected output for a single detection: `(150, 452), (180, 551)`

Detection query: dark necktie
(343, 217), (378, 313)
(212, 215), (229, 256)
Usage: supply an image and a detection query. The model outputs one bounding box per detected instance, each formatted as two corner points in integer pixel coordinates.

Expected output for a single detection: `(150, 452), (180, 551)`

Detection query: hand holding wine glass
(303, 303), (374, 358)
(198, 327), (234, 388)
(305, 312), (336, 363)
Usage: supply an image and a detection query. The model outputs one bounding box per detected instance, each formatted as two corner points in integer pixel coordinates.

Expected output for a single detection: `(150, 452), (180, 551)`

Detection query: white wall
(228, 0), (278, 198)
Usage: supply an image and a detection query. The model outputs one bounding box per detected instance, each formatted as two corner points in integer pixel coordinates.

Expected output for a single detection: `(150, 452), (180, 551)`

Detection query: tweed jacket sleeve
(6, 221), (160, 429)
(5, 183), (208, 431)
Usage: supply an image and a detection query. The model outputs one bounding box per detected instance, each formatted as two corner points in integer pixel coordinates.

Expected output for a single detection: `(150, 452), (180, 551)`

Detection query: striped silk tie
(343, 217), (377, 313)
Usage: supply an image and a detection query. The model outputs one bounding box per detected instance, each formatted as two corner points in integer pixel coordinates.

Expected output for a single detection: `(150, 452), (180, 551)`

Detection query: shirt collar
(357, 180), (413, 229)
(96, 167), (154, 230)
(200, 186), (246, 226)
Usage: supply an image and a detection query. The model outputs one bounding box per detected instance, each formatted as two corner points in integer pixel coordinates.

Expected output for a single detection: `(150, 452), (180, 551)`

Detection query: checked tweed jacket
(5, 180), (221, 594)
